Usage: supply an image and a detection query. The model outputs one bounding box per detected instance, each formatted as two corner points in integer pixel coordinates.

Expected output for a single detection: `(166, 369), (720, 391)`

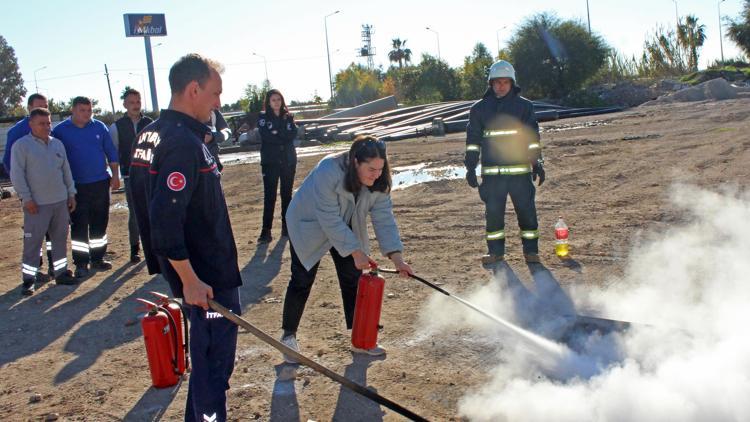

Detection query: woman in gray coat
(280, 135), (412, 360)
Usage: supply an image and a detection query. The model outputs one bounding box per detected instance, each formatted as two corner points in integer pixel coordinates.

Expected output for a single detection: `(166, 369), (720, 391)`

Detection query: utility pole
(104, 64), (116, 114)
(495, 26), (507, 58)
(325, 10), (340, 102)
(672, 0), (680, 29)
(718, 0), (726, 64)
(426, 26), (441, 60)
(586, 0), (592, 34)
(33, 66), (47, 93)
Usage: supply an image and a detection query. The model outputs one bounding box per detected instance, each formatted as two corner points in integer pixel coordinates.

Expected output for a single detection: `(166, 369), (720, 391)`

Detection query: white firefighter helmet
(487, 60), (516, 84)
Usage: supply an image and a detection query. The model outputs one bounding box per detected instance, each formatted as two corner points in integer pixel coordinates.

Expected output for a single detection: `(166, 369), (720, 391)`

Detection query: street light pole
(672, 0), (680, 28)
(495, 26), (507, 58)
(586, 0), (592, 34)
(425, 27), (441, 60)
(324, 10), (340, 102)
(718, 0), (726, 64)
(33, 65), (47, 93)
(252, 52), (269, 84)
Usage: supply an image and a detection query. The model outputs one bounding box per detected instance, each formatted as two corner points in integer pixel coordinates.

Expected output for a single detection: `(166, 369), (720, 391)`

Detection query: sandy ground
(1, 98), (749, 421)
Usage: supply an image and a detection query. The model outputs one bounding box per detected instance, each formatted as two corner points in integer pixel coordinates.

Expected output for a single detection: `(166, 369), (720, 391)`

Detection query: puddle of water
(541, 120), (610, 133)
(392, 164), (476, 190)
(110, 201), (128, 211)
(220, 145), (348, 167)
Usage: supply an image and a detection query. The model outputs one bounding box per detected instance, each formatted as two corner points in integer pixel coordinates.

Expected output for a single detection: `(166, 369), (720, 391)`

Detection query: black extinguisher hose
(158, 305), (181, 375)
(169, 298), (190, 371)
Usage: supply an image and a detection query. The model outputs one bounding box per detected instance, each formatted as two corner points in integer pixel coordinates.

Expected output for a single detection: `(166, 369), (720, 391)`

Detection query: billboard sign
(123, 14), (167, 37)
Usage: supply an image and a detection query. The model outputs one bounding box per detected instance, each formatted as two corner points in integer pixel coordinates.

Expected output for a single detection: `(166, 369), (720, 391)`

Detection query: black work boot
(130, 244), (142, 263)
(91, 260), (113, 271)
(55, 270), (79, 285)
(257, 229), (273, 243)
(21, 278), (35, 296)
(74, 264), (90, 278)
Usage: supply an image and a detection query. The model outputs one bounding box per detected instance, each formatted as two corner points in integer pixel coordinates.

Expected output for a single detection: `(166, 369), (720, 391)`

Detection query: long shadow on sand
(331, 353), (386, 421)
(239, 238), (287, 307)
(270, 363), (300, 421)
(122, 379), (184, 421)
(53, 273), (169, 384)
(0, 262), (146, 367)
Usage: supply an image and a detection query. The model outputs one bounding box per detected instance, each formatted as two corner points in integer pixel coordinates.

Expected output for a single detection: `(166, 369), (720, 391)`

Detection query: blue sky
(1, 0), (745, 112)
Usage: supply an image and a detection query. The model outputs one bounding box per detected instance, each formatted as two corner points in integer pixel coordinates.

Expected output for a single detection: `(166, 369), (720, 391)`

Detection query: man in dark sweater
(108, 89), (153, 263)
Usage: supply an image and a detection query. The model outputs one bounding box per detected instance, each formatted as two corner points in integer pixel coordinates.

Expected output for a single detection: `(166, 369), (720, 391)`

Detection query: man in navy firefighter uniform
(131, 54), (242, 422)
(465, 60), (546, 266)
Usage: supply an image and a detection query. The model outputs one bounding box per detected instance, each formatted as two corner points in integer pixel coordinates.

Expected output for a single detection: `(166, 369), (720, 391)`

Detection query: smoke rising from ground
(419, 185), (750, 421)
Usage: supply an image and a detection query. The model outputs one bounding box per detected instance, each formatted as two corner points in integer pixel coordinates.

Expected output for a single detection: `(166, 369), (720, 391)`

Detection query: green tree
(677, 15), (707, 71)
(727, 0), (750, 58)
(332, 63), (383, 107)
(242, 80), (270, 113)
(507, 13), (608, 99)
(460, 42), (494, 99)
(387, 38), (412, 68)
(0, 35), (27, 117)
(397, 54), (461, 104)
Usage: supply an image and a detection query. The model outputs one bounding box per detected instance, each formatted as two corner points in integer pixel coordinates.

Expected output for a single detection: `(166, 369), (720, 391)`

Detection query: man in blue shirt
(52, 96), (120, 278)
(3, 94), (48, 176)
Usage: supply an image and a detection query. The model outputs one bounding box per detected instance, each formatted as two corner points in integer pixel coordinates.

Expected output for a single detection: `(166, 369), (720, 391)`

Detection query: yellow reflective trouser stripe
(486, 230), (505, 240)
(466, 144), (480, 152)
(481, 165), (532, 175)
(483, 130), (518, 137)
(521, 230), (539, 239)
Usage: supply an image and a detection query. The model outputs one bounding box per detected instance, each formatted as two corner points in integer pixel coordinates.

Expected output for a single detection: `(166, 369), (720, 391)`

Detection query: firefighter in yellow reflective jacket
(465, 60), (545, 265)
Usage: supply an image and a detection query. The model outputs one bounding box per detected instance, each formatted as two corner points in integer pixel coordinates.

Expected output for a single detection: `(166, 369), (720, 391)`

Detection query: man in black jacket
(465, 60), (545, 265)
(131, 54), (242, 422)
(109, 89), (153, 263)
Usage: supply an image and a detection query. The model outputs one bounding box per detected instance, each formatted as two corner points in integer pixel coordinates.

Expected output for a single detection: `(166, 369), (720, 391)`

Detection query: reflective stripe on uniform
(22, 263), (38, 276)
(89, 235), (108, 249)
(46, 241), (53, 251)
(466, 144), (480, 152)
(486, 230), (506, 240)
(71, 240), (90, 253)
(483, 129), (518, 137)
(528, 143), (541, 150)
(521, 230), (540, 239)
(481, 165), (532, 175)
(53, 257), (68, 271)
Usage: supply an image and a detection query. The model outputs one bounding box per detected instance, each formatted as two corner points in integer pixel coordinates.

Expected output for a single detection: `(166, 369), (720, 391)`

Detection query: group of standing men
(5, 87), (154, 295)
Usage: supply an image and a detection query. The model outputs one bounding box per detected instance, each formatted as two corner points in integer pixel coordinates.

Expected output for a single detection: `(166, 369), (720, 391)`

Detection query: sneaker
(524, 253), (541, 264)
(351, 344), (386, 356)
(257, 229), (273, 244)
(55, 270), (79, 286)
(130, 244), (142, 264)
(481, 254), (505, 265)
(91, 260), (113, 271)
(74, 265), (90, 278)
(280, 334), (299, 364)
(21, 278), (35, 296)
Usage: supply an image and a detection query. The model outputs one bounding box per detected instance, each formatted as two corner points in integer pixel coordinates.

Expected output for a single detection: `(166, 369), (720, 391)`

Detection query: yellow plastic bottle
(554, 217), (569, 258)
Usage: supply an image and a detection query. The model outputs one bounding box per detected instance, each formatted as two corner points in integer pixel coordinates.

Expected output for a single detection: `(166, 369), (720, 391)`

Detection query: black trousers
(479, 174), (539, 256)
(261, 162), (295, 232)
(70, 178), (110, 265)
(282, 243), (362, 333)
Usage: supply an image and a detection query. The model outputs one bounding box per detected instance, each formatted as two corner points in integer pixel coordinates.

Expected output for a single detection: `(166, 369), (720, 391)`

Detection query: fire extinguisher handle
(368, 259), (378, 270)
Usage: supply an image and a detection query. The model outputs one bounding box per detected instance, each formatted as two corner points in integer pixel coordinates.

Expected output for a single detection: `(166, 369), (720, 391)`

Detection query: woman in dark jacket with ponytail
(257, 89), (297, 243)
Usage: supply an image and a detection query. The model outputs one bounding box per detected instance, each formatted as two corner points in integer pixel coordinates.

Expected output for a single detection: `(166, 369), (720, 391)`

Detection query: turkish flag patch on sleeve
(167, 172), (187, 191)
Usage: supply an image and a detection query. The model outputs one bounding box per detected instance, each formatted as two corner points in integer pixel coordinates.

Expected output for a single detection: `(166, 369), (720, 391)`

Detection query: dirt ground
(1, 98), (749, 421)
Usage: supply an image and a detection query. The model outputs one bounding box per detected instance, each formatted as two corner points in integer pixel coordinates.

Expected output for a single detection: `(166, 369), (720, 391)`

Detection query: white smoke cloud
(420, 185), (750, 422)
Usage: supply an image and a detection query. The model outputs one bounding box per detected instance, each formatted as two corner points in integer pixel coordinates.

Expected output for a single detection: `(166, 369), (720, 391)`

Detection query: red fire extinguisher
(137, 298), (181, 388)
(150, 291), (189, 374)
(351, 262), (386, 350)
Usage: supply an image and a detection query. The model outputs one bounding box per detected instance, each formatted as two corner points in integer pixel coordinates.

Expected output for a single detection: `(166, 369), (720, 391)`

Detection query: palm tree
(677, 15), (707, 71)
(388, 38), (412, 68)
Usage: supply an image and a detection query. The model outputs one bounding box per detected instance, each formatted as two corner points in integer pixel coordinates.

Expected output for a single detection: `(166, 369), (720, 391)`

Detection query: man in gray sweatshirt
(10, 108), (78, 295)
